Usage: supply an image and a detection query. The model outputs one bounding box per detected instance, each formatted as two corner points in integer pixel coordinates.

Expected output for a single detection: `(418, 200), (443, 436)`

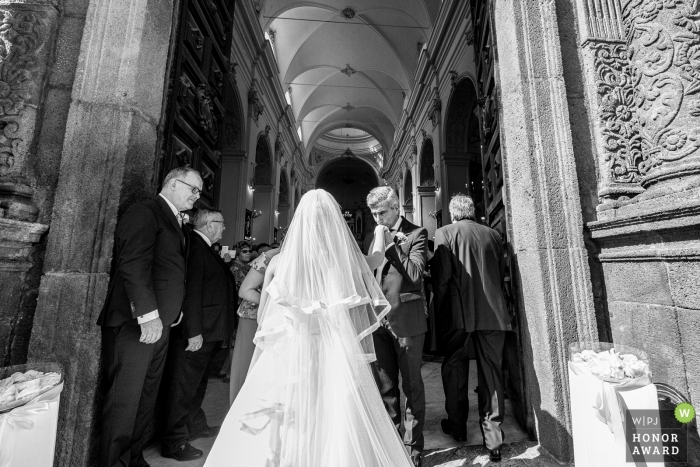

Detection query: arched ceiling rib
(261, 0), (440, 158)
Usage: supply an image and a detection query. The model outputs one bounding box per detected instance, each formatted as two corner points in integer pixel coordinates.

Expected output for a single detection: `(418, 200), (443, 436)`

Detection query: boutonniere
(395, 232), (408, 245)
(181, 213), (190, 225)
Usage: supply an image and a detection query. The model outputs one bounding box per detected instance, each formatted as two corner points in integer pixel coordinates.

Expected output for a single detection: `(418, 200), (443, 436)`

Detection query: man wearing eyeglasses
(160, 209), (237, 461)
(97, 167), (203, 467)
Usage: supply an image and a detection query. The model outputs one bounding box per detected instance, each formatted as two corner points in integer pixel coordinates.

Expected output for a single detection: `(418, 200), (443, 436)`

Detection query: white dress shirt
(137, 194), (182, 324)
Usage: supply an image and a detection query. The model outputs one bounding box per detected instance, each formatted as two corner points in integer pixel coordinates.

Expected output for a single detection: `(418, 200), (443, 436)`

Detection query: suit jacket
(380, 217), (428, 338)
(97, 196), (187, 327)
(180, 231), (237, 342)
(432, 219), (511, 333)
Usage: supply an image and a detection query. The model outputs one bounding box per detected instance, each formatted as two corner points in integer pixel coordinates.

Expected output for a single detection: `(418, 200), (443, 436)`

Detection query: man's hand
(139, 317), (163, 344)
(186, 334), (203, 352)
(384, 228), (395, 245)
(223, 253), (232, 263)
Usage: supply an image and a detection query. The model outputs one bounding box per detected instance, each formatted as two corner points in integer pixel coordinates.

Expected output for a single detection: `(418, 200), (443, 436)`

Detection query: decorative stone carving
(448, 70), (458, 87)
(420, 129), (427, 140)
(229, 62), (238, 82)
(341, 8), (355, 19)
(0, 8), (53, 223)
(593, 42), (643, 184)
(340, 63), (356, 76)
(465, 28), (474, 45)
(411, 138), (418, 155)
(621, 0), (700, 187)
(267, 28), (275, 45)
(249, 88), (264, 122)
(417, 41), (424, 53)
(429, 88), (441, 128)
(341, 102), (354, 111)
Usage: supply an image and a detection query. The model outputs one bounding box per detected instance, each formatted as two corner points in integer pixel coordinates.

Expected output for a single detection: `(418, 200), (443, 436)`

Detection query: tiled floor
(145, 362), (535, 466)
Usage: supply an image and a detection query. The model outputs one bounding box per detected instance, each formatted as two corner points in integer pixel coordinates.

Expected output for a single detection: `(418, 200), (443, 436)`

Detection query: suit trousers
(100, 324), (171, 467)
(441, 329), (505, 450)
(160, 331), (221, 455)
(371, 325), (425, 455)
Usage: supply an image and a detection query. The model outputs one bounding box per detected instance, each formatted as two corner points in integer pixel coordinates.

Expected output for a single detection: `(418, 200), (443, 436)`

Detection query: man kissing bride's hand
(365, 224), (390, 271)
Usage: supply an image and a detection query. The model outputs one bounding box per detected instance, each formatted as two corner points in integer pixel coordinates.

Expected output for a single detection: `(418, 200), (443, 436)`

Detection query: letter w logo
(679, 408), (691, 418)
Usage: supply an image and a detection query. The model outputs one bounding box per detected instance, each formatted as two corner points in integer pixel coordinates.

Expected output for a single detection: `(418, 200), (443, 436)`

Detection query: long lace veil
(253, 188), (391, 362)
(204, 189), (412, 467)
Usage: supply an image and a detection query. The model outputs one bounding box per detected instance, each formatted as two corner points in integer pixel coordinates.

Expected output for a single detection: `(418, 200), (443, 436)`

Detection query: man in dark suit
(160, 209), (237, 461)
(431, 194), (512, 463)
(366, 186), (428, 467)
(97, 167), (203, 467)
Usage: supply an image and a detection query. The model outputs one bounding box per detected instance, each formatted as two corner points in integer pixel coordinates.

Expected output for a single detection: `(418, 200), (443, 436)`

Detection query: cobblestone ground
(423, 442), (574, 466)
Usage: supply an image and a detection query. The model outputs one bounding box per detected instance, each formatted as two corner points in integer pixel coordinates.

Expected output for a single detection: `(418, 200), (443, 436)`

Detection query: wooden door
(160, 0), (236, 208)
(471, 0), (528, 428)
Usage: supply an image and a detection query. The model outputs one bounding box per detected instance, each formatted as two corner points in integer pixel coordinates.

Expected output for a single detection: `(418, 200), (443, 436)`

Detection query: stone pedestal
(28, 0), (176, 464)
(0, 218), (48, 356)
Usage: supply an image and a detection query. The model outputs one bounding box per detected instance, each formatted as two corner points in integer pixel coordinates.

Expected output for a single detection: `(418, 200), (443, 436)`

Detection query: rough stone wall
(576, 0), (700, 462)
(0, 0), (89, 366)
(28, 0), (177, 463)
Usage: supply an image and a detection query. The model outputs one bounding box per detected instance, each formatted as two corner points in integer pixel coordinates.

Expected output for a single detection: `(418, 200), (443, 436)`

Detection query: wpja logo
(624, 405), (693, 463)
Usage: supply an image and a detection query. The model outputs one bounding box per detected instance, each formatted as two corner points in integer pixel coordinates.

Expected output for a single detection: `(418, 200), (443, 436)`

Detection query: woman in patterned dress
(228, 247), (280, 404)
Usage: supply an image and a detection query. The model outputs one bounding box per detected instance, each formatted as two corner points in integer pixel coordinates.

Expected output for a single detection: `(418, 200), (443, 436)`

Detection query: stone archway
(442, 77), (485, 221)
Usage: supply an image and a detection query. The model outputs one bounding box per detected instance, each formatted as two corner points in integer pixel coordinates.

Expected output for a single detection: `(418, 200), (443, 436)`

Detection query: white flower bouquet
(569, 341), (650, 382)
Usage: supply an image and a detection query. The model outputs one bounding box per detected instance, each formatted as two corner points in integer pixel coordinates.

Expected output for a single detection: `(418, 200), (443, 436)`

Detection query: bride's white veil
(254, 188), (390, 361)
(206, 189), (412, 467)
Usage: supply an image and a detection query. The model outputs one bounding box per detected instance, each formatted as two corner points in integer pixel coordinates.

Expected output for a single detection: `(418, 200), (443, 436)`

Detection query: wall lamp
(251, 210), (263, 218)
(428, 211), (438, 219)
(249, 179), (255, 192)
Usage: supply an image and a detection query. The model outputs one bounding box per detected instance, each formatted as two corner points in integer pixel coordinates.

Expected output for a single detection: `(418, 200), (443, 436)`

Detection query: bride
(205, 189), (413, 467)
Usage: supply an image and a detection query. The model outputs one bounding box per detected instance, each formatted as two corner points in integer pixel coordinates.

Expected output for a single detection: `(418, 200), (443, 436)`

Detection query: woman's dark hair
(255, 243), (271, 252)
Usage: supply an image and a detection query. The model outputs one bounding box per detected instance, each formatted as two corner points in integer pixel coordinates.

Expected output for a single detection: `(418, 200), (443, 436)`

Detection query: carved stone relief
(594, 42), (643, 184)
(621, 0), (700, 186)
(0, 8), (54, 222)
(249, 88), (264, 122)
(429, 88), (441, 128)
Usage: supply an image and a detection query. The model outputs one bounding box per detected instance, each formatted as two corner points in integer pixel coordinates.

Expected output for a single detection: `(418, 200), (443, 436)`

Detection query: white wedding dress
(205, 190), (413, 467)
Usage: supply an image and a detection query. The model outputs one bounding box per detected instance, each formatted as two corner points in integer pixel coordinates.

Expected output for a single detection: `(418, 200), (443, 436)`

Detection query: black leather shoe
(489, 448), (502, 462)
(411, 453), (422, 467)
(162, 443), (203, 461)
(190, 425), (221, 441)
(440, 419), (467, 442)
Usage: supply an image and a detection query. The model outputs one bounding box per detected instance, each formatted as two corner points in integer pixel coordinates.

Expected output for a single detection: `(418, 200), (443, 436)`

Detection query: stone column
(416, 185), (437, 238)
(28, 0), (176, 464)
(494, 0), (599, 461)
(573, 0), (646, 203)
(277, 201), (290, 230)
(621, 0), (700, 189)
(0, 1), (57, 360)
(219, 150), (248, 246)
(251, 184), (274, 243)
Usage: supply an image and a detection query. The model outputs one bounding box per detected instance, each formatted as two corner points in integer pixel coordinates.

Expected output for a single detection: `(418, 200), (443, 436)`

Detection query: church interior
(0, 0), (699, 465)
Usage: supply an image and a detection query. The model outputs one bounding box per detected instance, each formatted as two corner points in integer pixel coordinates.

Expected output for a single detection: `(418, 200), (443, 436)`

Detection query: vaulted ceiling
(260, 1), (440, 169)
